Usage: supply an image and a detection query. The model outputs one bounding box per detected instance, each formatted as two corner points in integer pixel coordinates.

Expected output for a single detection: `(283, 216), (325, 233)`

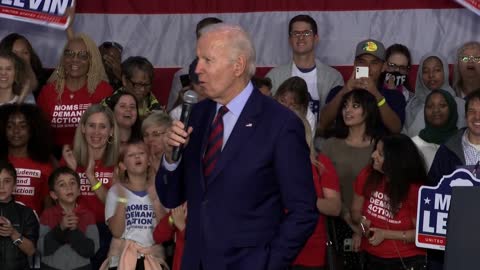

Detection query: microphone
(172, 90), (199, 162)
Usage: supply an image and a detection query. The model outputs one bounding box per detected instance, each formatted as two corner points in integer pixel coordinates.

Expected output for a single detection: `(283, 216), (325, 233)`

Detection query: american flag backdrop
(1, 0), (479, 104)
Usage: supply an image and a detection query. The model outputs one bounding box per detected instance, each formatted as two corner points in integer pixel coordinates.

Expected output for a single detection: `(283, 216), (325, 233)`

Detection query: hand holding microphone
(166, 90), (198, 163)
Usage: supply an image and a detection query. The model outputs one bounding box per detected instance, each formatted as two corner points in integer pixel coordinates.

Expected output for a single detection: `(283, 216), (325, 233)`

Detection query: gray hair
(141, 111), (172, 134)
(200, 23), (256, 78)
(453, 41), (480, 97)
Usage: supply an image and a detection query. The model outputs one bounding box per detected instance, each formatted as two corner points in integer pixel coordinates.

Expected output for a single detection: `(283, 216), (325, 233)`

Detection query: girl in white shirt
(103, 140), (167, 270)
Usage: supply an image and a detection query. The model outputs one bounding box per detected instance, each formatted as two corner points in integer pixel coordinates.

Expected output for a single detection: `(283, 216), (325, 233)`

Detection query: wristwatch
(13, 235), (23, 246)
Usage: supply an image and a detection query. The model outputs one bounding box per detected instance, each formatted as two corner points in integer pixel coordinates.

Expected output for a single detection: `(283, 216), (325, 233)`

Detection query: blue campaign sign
(0, 0), (75, 29)
(416, 168), (480, 250)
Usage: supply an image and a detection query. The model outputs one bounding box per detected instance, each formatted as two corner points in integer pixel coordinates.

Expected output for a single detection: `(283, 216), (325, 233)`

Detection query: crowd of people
(0, 11), (479, 270)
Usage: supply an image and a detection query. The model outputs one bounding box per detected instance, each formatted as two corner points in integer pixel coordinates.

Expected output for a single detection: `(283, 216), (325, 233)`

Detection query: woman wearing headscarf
(404, 53), (465, 137)
(411, 90), (458, 170)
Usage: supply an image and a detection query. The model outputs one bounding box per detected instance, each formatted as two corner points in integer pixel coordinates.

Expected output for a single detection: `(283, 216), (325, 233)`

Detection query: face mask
(384, 72), (407, 87)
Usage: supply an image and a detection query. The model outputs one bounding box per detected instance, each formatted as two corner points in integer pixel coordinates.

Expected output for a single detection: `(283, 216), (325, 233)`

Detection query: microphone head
(183, 90), (199, 104)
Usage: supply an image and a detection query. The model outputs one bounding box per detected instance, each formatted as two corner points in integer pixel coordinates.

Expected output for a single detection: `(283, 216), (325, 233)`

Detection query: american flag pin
(245, 123), (253, 127)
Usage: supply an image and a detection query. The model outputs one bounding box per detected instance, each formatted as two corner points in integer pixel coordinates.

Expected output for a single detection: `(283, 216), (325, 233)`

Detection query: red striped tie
(203, 106), (229, 177)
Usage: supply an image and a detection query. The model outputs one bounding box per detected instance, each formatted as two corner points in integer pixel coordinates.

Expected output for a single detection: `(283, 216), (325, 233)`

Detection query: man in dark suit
(156, 23), (318, 270)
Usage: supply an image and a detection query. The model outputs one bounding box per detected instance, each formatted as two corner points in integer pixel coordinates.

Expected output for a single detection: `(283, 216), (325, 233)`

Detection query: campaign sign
(416, 168), (480, 250)
(456, 0), (480, 16)
(0, 0), (75, 29)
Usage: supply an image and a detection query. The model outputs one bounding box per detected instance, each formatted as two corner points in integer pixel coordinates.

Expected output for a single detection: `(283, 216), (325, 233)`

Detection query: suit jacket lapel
(206, 89), (263, 185)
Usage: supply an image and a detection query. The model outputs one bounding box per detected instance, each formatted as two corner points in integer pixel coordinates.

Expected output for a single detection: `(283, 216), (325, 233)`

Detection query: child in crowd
(38, 166), (99, 270)
(102, 140), (167, 269)
(0, 160), (38, 270)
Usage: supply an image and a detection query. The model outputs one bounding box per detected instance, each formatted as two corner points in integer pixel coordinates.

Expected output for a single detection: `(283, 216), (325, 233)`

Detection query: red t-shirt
(354, 167), (426, 258)
(293, 154), (340, 267)
(37, 81), (113, 147)
(75, 160), (115, 223)
(9, 155), (53, 216)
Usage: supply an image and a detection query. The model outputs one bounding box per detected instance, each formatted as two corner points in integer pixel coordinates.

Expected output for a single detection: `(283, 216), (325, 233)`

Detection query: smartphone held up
(355, 66), (369, 79)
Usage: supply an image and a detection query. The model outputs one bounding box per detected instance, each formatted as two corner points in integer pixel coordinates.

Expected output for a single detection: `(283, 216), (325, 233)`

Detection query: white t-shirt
(291, 64), (320, 121)
(306, 109), (316, 136)
(292, 64), (318, 100)
(105, 184), (157, 247)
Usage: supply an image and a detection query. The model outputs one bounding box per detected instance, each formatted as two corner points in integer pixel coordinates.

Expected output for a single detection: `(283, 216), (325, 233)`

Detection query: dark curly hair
(0, 104), (53, 162)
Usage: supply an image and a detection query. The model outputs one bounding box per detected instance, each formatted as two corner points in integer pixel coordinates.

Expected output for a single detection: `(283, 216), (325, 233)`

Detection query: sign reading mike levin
(0, 0), (74, 29)
(416, 168), (480, 250)
(456, 0), (480, 16)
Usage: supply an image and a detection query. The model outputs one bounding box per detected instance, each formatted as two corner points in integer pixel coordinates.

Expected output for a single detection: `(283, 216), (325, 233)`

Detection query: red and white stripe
(1, 0), (478, 103)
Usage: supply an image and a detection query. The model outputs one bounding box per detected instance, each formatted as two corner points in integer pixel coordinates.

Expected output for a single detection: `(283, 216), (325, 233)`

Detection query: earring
(107, 135), (113, 144)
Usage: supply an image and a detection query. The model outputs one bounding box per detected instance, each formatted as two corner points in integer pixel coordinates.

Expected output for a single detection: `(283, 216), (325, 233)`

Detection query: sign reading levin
(455, 0), (480, 17)
(0, 0), (74, 29)
(416, 168), (480, 250)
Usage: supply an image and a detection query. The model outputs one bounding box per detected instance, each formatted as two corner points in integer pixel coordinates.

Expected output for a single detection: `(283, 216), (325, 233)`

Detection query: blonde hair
(73, 104), (119, 167)
(48, 33), (108, 99)
(141, 111), (172, 134)
(117, 140), (150, 184)
(453, 41), (480, 97)
(292, 110), (322, 169)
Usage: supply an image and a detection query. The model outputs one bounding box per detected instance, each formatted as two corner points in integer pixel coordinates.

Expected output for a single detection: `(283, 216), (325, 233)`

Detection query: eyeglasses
(63, 50), (90, 61)
(100, 41), (123, 54)
(386, 62), (410, 73)
(289, 30), (314, 39)
(128, 78), (151, 89)
(460, 55), (480, 63)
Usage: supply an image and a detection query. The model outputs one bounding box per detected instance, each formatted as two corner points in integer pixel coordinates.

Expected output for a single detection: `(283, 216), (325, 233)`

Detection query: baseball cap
(355, 39), (385, 61)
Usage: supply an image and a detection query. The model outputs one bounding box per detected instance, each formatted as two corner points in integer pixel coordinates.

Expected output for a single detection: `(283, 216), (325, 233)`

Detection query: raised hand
(171, 203), (187, 231)
(103, 53), (122, 80)
(62, 145), (77, 170)
(85, 150), (96, 182)
(148, 153), (161, 181)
